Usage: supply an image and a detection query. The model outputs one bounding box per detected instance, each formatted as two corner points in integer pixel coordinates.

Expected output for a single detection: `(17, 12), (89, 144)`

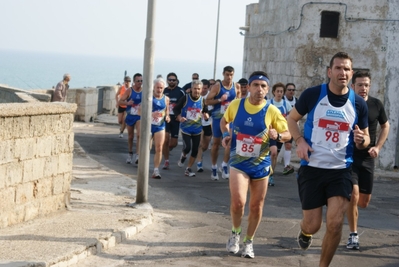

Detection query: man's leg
(134, 120), (141, 163)
(347, 185), (360, 233)
(246, 177), (268, 238)
(226, 168), (249, 254)
(126, 125), (134, 163)
(153, 130), (165, 169)
(320, 196), (349, 267)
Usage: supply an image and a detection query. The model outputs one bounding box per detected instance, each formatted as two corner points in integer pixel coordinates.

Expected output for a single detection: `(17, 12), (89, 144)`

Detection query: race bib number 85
(236, 133), (262, 157)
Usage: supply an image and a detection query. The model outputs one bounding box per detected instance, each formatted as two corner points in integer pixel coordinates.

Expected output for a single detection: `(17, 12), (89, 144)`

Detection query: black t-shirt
(354, 96), (388, 156)
(295, 84), (369, 130)
(163, 86), (185, 115)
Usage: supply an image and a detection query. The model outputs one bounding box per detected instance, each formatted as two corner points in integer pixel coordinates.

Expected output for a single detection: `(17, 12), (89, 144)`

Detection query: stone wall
(0, 102), (77, 228)
(0, 85), (118, 122)
(242, 0), (399, 169)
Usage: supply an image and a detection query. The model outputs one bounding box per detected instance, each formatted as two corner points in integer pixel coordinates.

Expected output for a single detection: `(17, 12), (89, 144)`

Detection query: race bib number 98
(315, 119), (350, 148)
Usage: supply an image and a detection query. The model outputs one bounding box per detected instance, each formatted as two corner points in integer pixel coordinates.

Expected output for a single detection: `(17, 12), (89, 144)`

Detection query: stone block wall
(74, 88), (98, 122)
(99, 85), (118, 115)
(0, 102), (77, 228)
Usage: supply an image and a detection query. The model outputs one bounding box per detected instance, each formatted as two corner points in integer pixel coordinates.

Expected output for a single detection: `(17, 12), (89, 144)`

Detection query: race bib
(236, 133), (262, 157)
(186, 107), (201, 121)
(220, 101), (231, 114)
(315, 118), (350, 149)
(169, 103), (176, 115)
(151, 111), (164, 125)
(130, 104), (140, 115)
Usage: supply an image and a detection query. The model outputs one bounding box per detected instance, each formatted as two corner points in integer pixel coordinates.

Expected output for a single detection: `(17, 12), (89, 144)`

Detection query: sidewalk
(0, 140), (153, 267)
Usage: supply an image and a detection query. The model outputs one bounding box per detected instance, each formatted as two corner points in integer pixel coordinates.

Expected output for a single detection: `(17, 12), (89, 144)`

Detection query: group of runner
(115, 52), (390, 266)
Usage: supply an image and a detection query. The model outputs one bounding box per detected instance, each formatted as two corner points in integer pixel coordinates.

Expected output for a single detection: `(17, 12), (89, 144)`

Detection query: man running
(205, 66), (241, 180)
(151, 78), (170, 179)
(221, 71), (291, 258)
(173, 80), (207, 177)
(162, 72), (185, 170)
(346, 70), (390, 250)
(287, 52), (370, 267)
(119, 73), (143, 164)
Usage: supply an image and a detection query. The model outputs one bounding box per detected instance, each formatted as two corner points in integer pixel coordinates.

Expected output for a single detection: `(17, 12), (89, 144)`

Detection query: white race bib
(314, 118), (350, 149)
(130, 104), (140, 115)
(151, 111), (164, 125)
(186, 107), (201, 121)
(236, 133), (262, 157)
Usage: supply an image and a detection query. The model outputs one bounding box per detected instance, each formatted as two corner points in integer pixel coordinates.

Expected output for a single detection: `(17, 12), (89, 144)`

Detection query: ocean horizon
(0, 50), (243, 90)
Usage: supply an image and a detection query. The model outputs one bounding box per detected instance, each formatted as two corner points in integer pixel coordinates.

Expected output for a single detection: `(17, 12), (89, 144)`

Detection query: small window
(320, 11), (340, 38)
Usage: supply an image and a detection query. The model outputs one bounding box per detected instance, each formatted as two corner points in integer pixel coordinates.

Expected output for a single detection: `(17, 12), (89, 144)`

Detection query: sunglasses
(287, 89), (296, 91)
(136, 80), (143, 82)
(168, 79), (177, 82)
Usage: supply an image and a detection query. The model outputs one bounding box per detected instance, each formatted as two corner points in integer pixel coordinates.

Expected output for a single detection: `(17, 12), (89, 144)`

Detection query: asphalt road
(73, 122), (399, 267)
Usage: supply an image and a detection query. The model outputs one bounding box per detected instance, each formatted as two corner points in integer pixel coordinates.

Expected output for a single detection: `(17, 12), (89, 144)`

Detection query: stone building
(241, 0), (399, 170)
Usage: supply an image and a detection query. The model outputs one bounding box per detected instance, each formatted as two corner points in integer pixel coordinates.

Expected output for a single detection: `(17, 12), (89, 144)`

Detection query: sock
(222, 161), (228, 167)
(301, 230), (312, 237)
(154, 168), (159, 172)
(243, 235), (253, 242)
(212, 164), (217, 169)
(232, 226), (241, 234)
(284, 150), (291, 166)
(165, 159), (169, 162)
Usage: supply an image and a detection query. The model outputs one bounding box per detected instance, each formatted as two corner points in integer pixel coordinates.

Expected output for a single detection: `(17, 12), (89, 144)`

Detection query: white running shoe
(241, 240), (255, 258)
(219, 166), (229, 179)
(185, 168), (196, 177)
(126, 154), (133, 164)
(211, 168), (219, 181)
(178, 154), (187, 167)
(226, 232), (240, 254)
(151, 169), (161, 179)
(134, 154), (139, 164)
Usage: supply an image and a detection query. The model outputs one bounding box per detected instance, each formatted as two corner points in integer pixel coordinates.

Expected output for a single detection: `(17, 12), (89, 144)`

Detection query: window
(320, 11), (340, 38)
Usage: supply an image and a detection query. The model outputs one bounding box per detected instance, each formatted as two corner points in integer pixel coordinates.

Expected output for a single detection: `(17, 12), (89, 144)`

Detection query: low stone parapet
(0, 102), (77, 228)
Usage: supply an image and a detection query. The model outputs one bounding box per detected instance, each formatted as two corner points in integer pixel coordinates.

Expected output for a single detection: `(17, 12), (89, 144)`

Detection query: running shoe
(346, 233), (360, 250)
(197, 162), (204, 172)
(297, 230), (313, 250)
(134, 154), (139, 164)
(126, 154), (133, 164)
(211, 168), (219, 181)
(151, 169), (161, 179)
(178, 154), (187, 167)
(185, 167), (196, 177)
(119, 133), (123, 138)
(162, 160), (169, 170)
(282, 165), (295, 175)
(219, 166), (229, 179)
(268, 175), (275, 186)
(241, 240), (255, 258)
(226, 232), (240, 254)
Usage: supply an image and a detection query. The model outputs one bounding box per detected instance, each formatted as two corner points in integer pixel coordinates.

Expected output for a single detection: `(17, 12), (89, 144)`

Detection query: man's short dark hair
(167, 72), (178, 79)
(329, 52), (353, 68)
(133, 73), (142, 81)
(201, 79), (210, 87)
(352, 71), (371, 84)
(223, 66), (235, 73)
(286, 82), (295, 89)
(238, 78), (248, 85)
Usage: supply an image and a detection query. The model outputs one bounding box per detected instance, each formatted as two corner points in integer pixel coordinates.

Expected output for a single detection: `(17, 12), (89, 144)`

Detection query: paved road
(73, 122), (399, 267)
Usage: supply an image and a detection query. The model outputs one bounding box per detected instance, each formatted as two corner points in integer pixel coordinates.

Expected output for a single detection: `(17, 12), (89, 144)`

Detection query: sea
(0, 50), (243, 90)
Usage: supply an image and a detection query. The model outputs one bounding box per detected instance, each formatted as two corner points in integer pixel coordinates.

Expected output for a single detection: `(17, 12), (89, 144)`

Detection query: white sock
(154, 168), (159, 172)
(212, 164), (217, 169)
(222, 161), (228, 167)
(284, 150), (291, 166)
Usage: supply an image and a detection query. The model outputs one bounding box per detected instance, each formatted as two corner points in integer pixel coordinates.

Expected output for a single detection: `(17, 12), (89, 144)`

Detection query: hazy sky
(1, 0), (256, 66)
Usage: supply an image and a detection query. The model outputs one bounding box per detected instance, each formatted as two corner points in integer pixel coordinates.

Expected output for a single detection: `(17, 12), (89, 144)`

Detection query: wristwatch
(277, 133), (282, 142)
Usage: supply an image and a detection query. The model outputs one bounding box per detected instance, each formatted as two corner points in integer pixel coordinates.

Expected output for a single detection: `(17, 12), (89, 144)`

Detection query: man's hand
(368, 146), (380, 158)
(295, 137), (314, 162)
(222, 136), (231, 148)
(268, 124), (277, 140)
(353, 125), (365, 145)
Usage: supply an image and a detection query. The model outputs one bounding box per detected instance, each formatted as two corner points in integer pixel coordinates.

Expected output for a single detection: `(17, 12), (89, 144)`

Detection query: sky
(0, 0), (257, 77)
